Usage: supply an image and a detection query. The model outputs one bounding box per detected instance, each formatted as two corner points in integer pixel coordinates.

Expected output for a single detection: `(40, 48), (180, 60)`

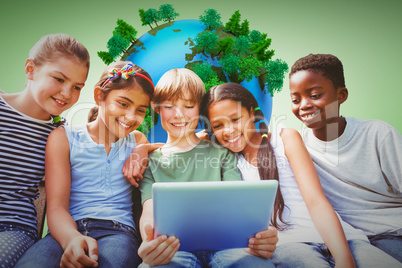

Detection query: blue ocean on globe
(126, 19), (273, 142)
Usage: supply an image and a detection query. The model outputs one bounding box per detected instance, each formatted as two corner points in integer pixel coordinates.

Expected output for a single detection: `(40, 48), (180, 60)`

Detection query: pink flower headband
(101, 63), (154, 90)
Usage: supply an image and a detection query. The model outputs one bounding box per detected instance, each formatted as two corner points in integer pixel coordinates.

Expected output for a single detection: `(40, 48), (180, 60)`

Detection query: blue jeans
(368, 234), (402, 263)
(0, 223), (37, 268)
(139, 248), (274, 268)
(271, 239), (401, 267)
(15, 218), (141, 268)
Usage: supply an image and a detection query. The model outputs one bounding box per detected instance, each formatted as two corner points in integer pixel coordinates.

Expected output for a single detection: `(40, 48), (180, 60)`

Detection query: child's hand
(334, 257), (356, 268)
(138, 224), (180, 266)
(122, 145), (149, 187)
(61, 235), (98, 268)
(196, 129), (210, 140)
(245, 226), (278, 259)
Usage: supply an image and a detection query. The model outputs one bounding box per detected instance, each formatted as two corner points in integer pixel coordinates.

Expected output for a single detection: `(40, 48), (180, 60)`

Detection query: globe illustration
(124, 19), (273, 143)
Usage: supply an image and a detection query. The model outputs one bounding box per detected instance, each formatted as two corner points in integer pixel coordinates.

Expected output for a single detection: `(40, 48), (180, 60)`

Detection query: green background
(1, 0), (401, 133)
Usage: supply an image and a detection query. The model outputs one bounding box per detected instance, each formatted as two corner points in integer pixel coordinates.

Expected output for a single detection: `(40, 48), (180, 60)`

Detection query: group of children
(0, 33), (400, 268)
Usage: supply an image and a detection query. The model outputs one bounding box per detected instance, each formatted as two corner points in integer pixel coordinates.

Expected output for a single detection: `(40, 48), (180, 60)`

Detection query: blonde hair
(153, 68), (205, 108)
(29, 33), (90, 69)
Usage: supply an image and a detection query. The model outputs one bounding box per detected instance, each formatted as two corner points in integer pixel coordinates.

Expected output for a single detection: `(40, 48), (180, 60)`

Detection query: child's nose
(60, 85), (72, 99)
(300, 98), (312, 110)
(125, 109), (137, 120)
(222, 125), (234, 137)
(174, 107), (184, 117)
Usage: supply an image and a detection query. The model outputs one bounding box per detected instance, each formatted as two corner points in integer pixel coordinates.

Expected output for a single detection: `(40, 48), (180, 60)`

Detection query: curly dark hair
(289, 54), (345, 89)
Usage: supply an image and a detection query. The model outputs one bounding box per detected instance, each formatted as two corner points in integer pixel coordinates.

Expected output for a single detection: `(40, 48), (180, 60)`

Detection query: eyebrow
(119, 96), (134, 103)
(290, 86), (322, 95)
(54, 71), (85, 86)
(210, 112), (240, 123)
(119, 96), (149, 108)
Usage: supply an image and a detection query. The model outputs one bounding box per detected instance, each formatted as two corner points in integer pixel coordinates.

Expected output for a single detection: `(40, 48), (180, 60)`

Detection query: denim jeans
(368, 234), (402, 263)
(0, 223), (38, 268)
(15, 218), (141, 268)
(271, 239), (401, 267)
(139, 248), (274, 268)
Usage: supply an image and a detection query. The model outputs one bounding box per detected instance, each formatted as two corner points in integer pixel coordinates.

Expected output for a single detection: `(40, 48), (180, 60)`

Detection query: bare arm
(281, 128), (355, 268)
(122, 131), (164, 186)
(138, 199), (179, 266)
(45, 127), (98, 267)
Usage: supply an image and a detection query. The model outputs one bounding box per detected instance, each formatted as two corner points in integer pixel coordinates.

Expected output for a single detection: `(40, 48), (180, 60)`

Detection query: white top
(301, 117), (402, 236)
(237, 127), (368, 246)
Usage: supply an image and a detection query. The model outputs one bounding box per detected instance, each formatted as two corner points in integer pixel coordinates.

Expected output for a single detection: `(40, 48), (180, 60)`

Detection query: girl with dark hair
(201, 82), (387, 267)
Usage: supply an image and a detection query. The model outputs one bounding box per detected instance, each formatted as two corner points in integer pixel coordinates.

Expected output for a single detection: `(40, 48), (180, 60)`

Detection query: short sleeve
(379, 126), (402, 194)
(220, 149), (242, 181)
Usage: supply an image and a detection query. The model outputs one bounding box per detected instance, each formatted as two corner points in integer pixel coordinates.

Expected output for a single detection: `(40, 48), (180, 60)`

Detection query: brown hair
(201, 82), (288, 230)
(29, 33), (90, 69)
(88, 61), (154, 122)
(152, 68), (205, 110)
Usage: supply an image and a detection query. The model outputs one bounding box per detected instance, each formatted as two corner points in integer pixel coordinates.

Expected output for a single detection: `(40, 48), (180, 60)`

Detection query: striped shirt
(0, 95), (63, 232)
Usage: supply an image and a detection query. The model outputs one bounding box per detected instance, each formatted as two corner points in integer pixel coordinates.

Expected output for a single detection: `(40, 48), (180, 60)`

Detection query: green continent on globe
(121, 19), (285, 142)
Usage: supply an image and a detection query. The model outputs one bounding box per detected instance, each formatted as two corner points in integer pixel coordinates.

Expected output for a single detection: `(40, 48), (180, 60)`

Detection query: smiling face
(158, 90), (200, 142)
(26, 57), (88, 119)
(290, 70), (348, 137)
(208, 99), (256, 153)
(96, 86), (150, 141)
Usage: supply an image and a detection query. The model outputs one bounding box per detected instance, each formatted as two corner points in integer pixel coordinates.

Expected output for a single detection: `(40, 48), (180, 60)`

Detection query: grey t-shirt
(301, 117), (402, 236)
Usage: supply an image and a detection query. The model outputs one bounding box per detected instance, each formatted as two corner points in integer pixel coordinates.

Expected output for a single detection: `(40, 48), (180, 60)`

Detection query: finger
(61, 253), (85, 268)
(244, 248), (273, 259)
(255, 226), (278, 239)
(140, 236), (170, 264)
(138, 166), (146, 179)
(86, 239), (99, 263)
(149, 237), (179, 265)
(248, 242), (276, 252)
(144, 224), (154, 242)
(249, 236), (278, 247)
(126, 176), (139, 187)
(131, 179), (139, 188)
(134, 172), (143, 180)
(156, 238), (180, 265)
(73, 246), (98, 268)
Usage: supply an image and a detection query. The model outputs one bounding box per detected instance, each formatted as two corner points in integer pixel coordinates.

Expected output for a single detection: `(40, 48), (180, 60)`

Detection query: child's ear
(337, 87), (348, 105)
(25, 59), (35, 80)
(151, 102), (160, 114)
(94, 87), (104, 105)
(249, 107), (256, 121)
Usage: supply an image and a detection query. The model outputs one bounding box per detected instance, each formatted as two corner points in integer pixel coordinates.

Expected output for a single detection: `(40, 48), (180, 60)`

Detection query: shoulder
(48, 127), (69, 147)
(279, 128), (303, 144)
(132, 130), (149, 145)
(347, 117), (394, 131)
(347, 117), (399, 139)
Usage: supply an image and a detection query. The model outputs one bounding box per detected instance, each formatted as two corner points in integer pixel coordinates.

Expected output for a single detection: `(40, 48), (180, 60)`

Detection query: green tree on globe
(98, 6), (288, 142)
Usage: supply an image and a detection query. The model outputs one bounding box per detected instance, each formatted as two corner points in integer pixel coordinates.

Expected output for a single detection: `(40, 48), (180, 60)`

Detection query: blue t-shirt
(62, 124), (137, 228)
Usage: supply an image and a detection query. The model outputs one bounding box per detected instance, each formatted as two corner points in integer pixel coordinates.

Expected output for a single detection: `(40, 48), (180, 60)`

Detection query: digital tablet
(152, 180), (278, 251)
